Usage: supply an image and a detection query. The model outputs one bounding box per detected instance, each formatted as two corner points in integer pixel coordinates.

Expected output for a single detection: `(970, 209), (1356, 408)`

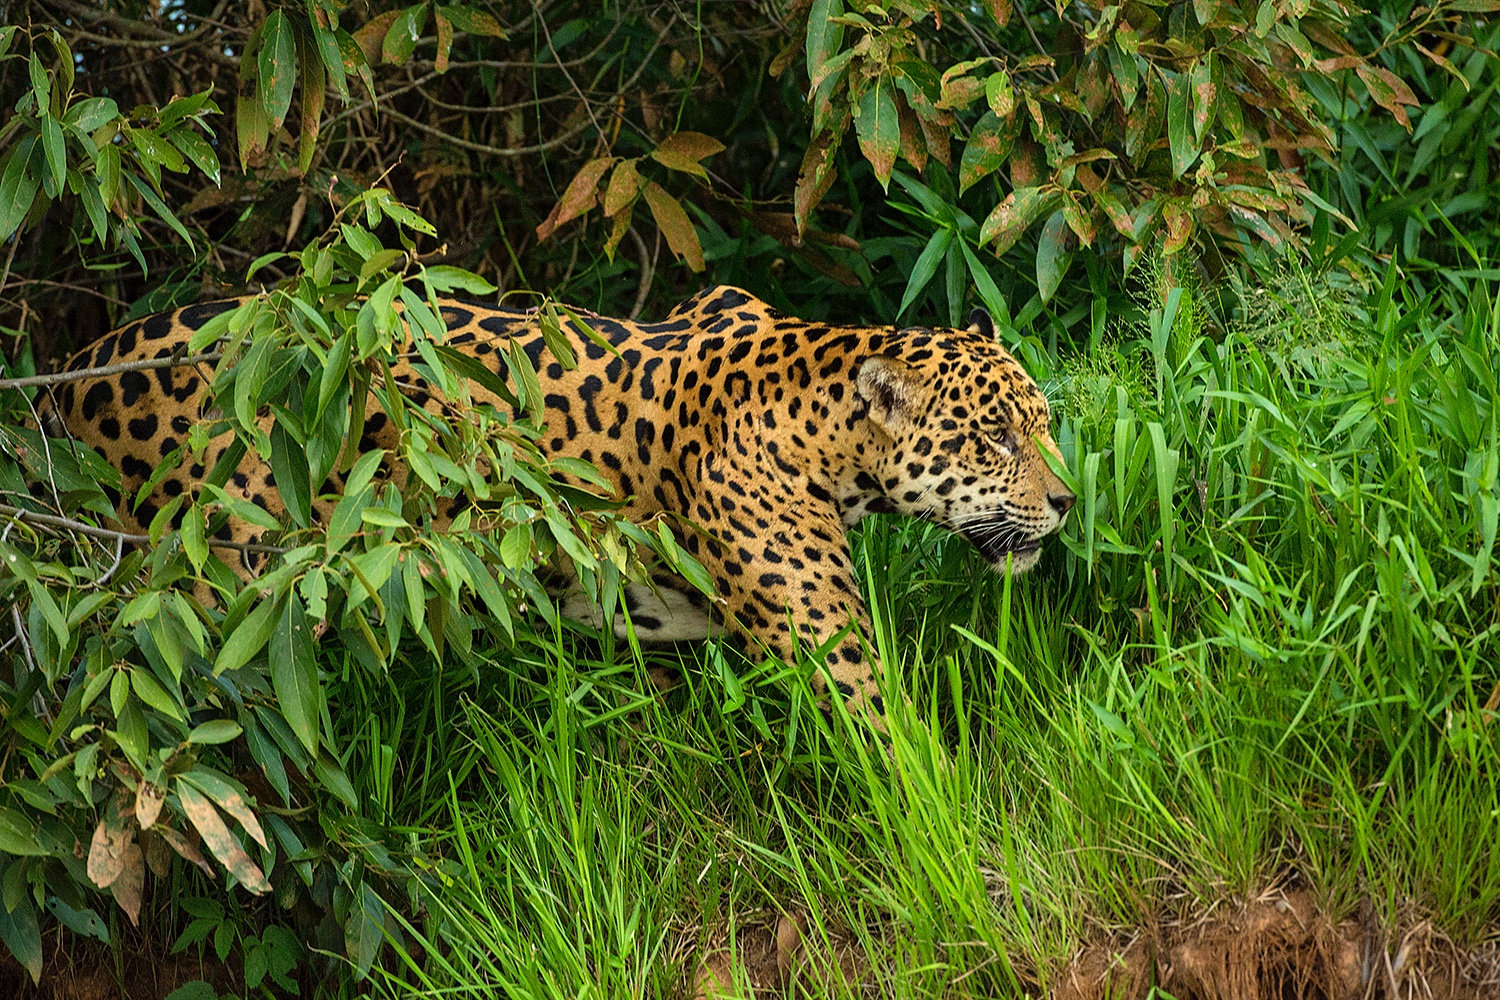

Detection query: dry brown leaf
(110, 842), (145, 926)
(536, 156), (614, 240)
(175, 780), (271, 894)
(135, 781), (165, 830)
(649, 132), (726, 179)
(642, 181), (704, 272)
(155, 824), (216, 878)
(87, 796), (133, 889)
(776, 909), (807, 977)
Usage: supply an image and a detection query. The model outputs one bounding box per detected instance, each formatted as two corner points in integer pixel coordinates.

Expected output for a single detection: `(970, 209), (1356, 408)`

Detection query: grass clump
(305, 263), (1500, 1000)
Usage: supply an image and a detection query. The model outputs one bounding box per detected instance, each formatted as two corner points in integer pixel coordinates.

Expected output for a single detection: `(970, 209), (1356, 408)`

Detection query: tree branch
(0, 503), (289, 555)
(0, 351), (224, 392)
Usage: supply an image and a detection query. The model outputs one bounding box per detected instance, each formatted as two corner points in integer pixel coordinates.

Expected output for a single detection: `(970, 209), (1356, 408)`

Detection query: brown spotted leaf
(1095, 186), (1134, 238)
(979, 185), (1056, 254)
(604, 204), (633, 262)
(180, 770), (268, 850)
(1062, 194), (1096, 246)
(1190, 58), (1216, 141)
(434, 9), (453, 74)
(109, 843), (144, 926)
(1356, 64), (1418, 130)
(959, 111), (1021, 193)
(258, 10), (297, 131)
(649, 132), (726, 180)
(642, 181), (704, 272)
(855, 80), (900, 190)
(795, 124), (843, 232)
(441, 5), (507, 38)
(87, 802), (132, 890)
(155, 824), (216, 878)
(1414, 42), (1470, 92)
(1126, 69), (1166, 161)
(896, 91), (927, 174)
(604, 158), (644, 217)
(297, 29), (326, 175)
(983, 0), (1012, 27)
(352, 11), (401, 66)
(1162, 199), (1193, 253)
(536, 156), (615, 240)
(175, 780), (271, 893)
(135, 781), (165, 830)
(140, 829), (172, 878)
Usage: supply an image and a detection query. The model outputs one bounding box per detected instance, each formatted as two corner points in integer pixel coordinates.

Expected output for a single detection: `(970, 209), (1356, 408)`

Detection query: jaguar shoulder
(43, 285), (1074, 720)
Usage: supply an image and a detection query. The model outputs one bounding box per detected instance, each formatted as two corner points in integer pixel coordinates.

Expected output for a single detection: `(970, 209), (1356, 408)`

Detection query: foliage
(779, 0), (1493, 299)
(358, 267), (1495, 997)
(0, 0), (1496, 993)
(0, 32), (697, 979)
(1305, 11), (1500, 272)
(0, 25), (220, 272)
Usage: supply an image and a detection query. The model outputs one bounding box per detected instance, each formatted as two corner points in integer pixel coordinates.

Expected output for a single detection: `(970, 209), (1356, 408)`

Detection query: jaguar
(42, 285), (1074, 723)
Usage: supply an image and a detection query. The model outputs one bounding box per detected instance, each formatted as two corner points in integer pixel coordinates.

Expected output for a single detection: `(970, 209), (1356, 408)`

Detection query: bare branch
(0, 503), (289, 555)
(0, 352), (224, 392)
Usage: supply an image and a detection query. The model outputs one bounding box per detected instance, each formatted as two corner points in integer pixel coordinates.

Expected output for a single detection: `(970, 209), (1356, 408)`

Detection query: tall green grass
(310, 266), (1497, 997)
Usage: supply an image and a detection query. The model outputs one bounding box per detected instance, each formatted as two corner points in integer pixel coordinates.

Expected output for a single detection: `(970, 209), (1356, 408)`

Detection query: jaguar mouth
(958, 528), (1045, 570)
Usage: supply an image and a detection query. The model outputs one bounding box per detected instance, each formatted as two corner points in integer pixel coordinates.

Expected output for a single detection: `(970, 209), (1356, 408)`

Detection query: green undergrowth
(277, 262), (1500, 998)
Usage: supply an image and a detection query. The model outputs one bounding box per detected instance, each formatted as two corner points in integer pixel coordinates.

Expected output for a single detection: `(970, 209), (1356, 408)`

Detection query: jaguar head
(854, 311), (1074, 574)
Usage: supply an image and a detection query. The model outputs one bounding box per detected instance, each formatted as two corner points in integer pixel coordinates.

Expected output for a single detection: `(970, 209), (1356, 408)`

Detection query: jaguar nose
(1048, 492), (1076, 518)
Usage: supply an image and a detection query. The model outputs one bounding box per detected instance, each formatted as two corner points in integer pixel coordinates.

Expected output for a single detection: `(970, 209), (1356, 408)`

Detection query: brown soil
(0, 947), (239, 1000)
(687, 892), (1500, 1000)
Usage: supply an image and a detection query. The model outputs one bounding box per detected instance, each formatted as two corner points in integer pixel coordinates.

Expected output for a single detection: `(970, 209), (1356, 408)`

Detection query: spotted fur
(43, 286), (1074, 721)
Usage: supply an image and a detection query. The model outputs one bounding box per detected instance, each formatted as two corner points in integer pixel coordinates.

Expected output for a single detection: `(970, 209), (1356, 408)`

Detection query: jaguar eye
(986, 428), (1019, 454)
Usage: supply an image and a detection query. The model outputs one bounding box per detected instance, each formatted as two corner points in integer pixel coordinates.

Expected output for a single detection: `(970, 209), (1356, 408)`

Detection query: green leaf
(383, 4), (429, 65)
(312, 755), (359, 809)
(898, 227), (952, 319)
(188, 720), (243, 745)
(0, 895), (42, 984)
(24, 580), (67, 646)
(124, 172), (194, 249)
(167, 126), (221, 186)
(269, 422), (312, 528)
(0, 808), (46, 857)
(1167, 68), (1199, 178)
(130, 668), (184, 722)
(163, 983), (217, 1000)
(345, 881), (384, 979)
(421, 265), (497, 295)
(0, 140), (42, 241)
(959, 239), (1010, 332)
(259, 10), (298, 130)
(214, 595), (282, 676)
(269, 594), (320, 759)
(1035, 209), (1073, 303)
(45, 898), (108, 944)
(40, 115), (66, 194)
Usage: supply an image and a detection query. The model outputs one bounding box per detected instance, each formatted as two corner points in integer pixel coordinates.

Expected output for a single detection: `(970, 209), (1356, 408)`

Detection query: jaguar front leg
(699, 501), (890, 730)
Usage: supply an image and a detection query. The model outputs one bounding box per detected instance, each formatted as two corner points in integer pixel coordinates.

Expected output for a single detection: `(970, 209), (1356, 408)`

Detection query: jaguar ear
(967, 308), (995, 340)
(856, 356), (926, 431)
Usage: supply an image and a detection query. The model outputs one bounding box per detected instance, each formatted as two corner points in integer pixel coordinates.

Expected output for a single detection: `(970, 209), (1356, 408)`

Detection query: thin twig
(0, 278), (130, 307)
(0, 351), (224, 391)
(0, 503), (289, 555)
(628, 226), (653, 320)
